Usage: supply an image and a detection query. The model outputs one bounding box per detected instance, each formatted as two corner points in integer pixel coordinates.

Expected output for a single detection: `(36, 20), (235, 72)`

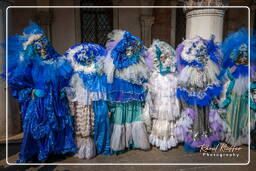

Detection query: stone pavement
(0, 140), (256, 171)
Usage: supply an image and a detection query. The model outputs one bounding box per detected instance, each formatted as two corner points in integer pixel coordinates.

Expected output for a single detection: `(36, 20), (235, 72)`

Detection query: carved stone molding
(141, 15), (155, 26)
(183, 0), (225, 13)
(186, 8), (225, 19)
(184, 0), (224, 6)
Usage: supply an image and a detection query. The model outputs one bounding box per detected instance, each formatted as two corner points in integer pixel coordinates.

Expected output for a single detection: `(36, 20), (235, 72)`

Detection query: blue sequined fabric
(176, 85), (222, 107)
(106, 77), (146, 103)
(93, 100), (111, 155)
(6, 22), (77, 163)
(79, 73), (108, 94)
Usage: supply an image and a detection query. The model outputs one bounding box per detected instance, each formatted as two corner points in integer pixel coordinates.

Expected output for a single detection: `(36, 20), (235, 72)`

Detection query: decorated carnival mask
(150, 40), (176, 75)
(33, 36), (49, 58)
(121, 34), (142, 61)
(110, 31), (145, 69)
(183, 38), (208, 66)
(233, 43), (248, 65)
(125, 39), (142, 57)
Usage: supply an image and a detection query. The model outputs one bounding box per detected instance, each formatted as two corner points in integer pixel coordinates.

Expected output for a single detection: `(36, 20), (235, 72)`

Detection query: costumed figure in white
(143, 40), (180, 151)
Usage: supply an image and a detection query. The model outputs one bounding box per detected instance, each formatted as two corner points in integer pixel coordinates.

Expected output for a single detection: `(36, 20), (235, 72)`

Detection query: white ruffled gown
(143, 70), (180, 151)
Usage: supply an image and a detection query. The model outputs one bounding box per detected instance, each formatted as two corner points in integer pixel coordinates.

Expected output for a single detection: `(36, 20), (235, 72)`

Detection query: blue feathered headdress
(176, 36), (221, 69)
(107, 30), (146, 69)
(3, 21), (59, 79)
(221, 28), (249, 69)
(21, 21), (60, 60)
(23, 21), (45, 35)
(220, 28), (255, 79)
(65, 43), (107, 74)
(251, 31), (256, 81)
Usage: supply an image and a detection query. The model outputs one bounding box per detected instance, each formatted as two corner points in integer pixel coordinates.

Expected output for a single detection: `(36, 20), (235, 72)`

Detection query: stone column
(170, 0), (178, 46)
(139, 0), (155, 47)
(184, 0), (225, 43)
(112, 0), (121, 29)
(183, 0), (225, 141)
(140, 16), (155, 47)
(185, 9), (225, 42)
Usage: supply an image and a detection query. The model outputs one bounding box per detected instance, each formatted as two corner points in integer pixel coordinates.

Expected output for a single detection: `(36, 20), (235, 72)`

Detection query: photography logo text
(200, 143), (243, 158)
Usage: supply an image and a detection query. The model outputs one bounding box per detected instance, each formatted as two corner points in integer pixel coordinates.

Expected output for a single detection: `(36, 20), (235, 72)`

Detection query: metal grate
(80, 0), (113, 46)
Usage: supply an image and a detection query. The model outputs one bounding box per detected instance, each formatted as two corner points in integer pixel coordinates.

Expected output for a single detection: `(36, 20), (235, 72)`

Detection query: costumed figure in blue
(251, 32), (256, 149)
(219, 28), (253, 146)
(64, 43), (111, 159)
(5, 22), (76, 162)
(102, 30), (150, 153)
(175, 36), (225, 151)
(143, 40), (180, 151)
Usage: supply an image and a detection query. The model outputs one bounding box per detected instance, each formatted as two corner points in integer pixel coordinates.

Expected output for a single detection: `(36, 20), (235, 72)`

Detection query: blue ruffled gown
(83, 73), (111, 155)
(103, 30), (150, 153)
(65, 43), (111, 158)
(7, 38), (76, 162)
